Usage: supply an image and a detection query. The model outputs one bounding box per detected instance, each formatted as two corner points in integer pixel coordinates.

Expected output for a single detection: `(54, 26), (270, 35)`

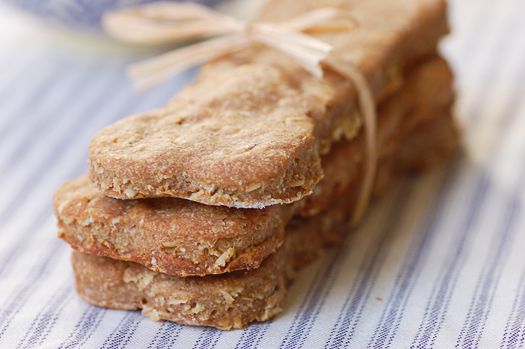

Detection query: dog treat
(55, 0), (460, 331)
(71, 110), (458, 330)
(56, 57), (455, 277)
(88, 0), (448, 208)
(71, 209), (341, 330)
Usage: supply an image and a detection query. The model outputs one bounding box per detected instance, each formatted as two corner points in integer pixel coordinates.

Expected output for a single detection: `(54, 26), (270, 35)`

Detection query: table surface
(0, 0), (524, 348)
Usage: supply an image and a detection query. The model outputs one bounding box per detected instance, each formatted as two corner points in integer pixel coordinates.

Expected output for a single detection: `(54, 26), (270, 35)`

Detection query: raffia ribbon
(103, 2), (377, 225)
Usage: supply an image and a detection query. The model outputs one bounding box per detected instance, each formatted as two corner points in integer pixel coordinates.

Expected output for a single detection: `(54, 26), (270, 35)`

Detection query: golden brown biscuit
(56, 57), (455, 277)
(88, 0), (448, 208)
(69, 186), (387, 330)
(71, 112), (459, 330)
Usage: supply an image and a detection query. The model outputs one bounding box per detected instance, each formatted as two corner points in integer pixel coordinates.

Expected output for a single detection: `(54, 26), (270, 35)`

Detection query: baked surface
(71, 203), (342, 330)
(88, 0), (448, 208)
(57, 57), (455, 277)
(72, 108), (459, 330)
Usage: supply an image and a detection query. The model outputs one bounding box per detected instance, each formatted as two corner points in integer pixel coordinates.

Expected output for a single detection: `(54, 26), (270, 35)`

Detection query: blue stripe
(365, 163), (470, 348)
(0, 197), (88, 341)
(0, 49), (49, 130)
(282, 185), (413, 349)
(100, 312), (143, 349)
(0, 61), (66, 143)
(0, 72), (127, 279)
(0, 65), (133, 345)
(146, 322), (182, 349)
(57, 307), (107, 349)
(455, 152), (525, 348)
(500, 269), (525, 349)
(0, 67), (172, 279)
(456, 198), (522, 348)
(0, 61), (188, 287)
(0, 61), (101, 171)
(241, 210), (350, 348)
(192, 328), (222, 349)
(15, 284), (73, 349)
(409, 171), (490, 349)
(366, 10), (525, 345)
(411, 62), (525, 349)
(248, 174), (414, 349)
(280, 248), (343, 349)
(323, 182), (435, 348)
(0, 65), (120, 227)
(234, 323), (268, 349)
(0, 241), (65, 339)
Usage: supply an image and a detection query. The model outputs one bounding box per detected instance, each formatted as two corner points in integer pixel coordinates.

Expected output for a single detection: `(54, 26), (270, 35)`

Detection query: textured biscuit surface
(57, 57), (455, 277)
(57, 57), (454, 277)
(71, 203), (344, 330)
(88, 0), (448, 208)
(72, 108), (459, 330)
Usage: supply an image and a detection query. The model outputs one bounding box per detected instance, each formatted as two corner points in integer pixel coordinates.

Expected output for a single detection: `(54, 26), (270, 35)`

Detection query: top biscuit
(88, 0), (447, 208)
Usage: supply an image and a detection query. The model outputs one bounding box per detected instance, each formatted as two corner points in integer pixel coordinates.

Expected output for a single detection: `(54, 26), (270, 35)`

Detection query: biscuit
(56, 57), (456, 277)
(71, 113), (458, 330)
(69, 182), (390, 330)
(88, 0), (448, 208)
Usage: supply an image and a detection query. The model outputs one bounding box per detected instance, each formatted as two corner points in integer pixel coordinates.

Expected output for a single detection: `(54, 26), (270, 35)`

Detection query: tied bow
(103, 1), (377, 225)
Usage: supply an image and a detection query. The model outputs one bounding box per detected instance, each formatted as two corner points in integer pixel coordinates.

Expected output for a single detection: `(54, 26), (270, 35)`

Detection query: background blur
(0, 0), (524, 348)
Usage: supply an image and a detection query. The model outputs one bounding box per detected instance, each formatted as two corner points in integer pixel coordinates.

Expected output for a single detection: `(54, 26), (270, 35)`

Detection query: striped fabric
(0, 0), (524, 347)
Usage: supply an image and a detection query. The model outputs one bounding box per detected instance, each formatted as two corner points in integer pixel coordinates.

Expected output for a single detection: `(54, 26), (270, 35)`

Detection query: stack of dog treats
(54, 0), (459, 330)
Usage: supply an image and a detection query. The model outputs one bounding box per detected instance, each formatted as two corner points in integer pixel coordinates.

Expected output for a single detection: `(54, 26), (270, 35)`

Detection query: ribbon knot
(103, 1), (377, 225)
(104, 3), (356, 88)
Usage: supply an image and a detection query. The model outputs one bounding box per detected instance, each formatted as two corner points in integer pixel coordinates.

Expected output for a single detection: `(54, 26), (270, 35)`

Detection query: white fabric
(0, 0), (524, 348)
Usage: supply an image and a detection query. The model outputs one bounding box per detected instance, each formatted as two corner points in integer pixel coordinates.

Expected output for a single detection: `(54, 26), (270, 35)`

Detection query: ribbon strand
(103, 2), (377, 226)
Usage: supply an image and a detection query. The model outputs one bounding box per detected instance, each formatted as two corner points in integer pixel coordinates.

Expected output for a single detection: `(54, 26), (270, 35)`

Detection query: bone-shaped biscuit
(88, 0), (448, 208)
